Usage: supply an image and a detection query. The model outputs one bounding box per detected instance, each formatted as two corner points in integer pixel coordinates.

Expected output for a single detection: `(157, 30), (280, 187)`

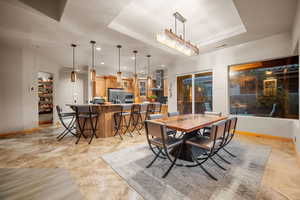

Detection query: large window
(229, 56), (299, 119)
(177, 72), (213, 114)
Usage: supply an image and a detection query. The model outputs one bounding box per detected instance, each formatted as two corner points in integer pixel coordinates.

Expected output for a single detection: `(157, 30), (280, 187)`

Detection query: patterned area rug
(102, 141), (271, 200)
(0, 168), (83, 200)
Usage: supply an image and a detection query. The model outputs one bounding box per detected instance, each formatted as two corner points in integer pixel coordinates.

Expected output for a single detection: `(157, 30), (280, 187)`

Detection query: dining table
(150, 113), (227, 162)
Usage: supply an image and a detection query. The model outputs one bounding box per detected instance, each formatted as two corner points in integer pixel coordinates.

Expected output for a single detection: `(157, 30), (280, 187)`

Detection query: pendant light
(116, 45), (122, 84)
(71, 44), (77, 82)
(90, 40), (96, 81)
(133, 50), (139, 100)
(146, 54), (152, 97)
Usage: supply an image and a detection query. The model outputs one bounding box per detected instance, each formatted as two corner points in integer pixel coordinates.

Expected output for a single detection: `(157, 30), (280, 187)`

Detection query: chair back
(204, 111), (222, 116)
(210, 120), (227, 150)
(149, 114), (163, 120)
(140, 103), (148, 113)
(56, 105), (62, 117)
(145, 120), (168, 140)
(168, 111), (179, 117)
(228, 117), (237, 135)
(75, 105), (91, 113)
(121, 104), (132, 111)
(131, 104), (141, 113)
(153, 102), (162, 113)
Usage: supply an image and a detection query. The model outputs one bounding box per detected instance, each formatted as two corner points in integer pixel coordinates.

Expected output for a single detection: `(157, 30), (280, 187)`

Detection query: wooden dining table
(150, 113), (228, 162)
(151, 113), (227, 133)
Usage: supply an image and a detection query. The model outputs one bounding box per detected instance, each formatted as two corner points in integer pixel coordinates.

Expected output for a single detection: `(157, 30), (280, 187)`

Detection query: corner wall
(168, 32), (297, 139)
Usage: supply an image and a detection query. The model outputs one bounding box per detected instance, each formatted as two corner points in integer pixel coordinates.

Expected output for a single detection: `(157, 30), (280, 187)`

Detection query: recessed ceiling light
(101, 62), (104, 65)
(96, 47), (101, 51)
(161, 64), (166, 67)
(131, 56), (135, 60)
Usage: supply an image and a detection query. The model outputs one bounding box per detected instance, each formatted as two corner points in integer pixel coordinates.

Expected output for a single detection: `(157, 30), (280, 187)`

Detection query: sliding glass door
(177, 71), (212, 114)
(194, 72), (213, 113)
(177, 75), (193, 114)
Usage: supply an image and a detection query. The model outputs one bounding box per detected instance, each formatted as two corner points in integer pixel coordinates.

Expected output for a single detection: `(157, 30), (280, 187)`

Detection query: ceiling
(0, 0), (297, 75)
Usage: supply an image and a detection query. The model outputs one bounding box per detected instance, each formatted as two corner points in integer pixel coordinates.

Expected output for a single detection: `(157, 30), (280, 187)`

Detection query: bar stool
(152, 102), (162, 114)
(113, 104), (133, 139)
(56, 105), (76, 141)
(127, 104), (143, 135)
(73, 105), (99, 144)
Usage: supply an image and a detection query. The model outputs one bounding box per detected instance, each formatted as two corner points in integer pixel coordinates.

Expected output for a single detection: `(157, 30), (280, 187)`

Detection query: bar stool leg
(76, 118), (87, 144)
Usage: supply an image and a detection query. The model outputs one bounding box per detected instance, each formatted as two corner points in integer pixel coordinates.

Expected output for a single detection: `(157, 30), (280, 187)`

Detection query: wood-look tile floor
(0, 127), (299, 200)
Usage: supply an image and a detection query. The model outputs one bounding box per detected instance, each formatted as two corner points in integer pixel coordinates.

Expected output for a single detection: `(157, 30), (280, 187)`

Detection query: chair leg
(200, 164), (218, 181)
(88, 118), (96, 144)
(57, 129), (67, 139)
(223, 148), (237, 158)
(216, 152), (231, 164)
(146, 148), (162, 168)
(76, 118), (87, 144)
(123, 117), (133, 137)
(162, 144), (182, 178)
(210, 157), (226, 171)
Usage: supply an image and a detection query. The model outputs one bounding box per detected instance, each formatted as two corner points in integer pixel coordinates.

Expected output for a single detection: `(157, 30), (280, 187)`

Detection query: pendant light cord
(133, 50), (138, 75)
(147, 55), (151, 76)
(72, 45), (75, 71)
(118, 47), (120, 72)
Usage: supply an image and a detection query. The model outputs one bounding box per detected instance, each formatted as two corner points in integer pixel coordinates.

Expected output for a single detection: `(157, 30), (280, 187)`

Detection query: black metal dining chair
(221, 117), (238, 157)
(185, 120), (228, 181)
(113, 104), (133, 139)
(72, 105), (99, 144)
(56, 105), (76, 141)
(200, 111), (223, 137)
(144, 120), (183, 178)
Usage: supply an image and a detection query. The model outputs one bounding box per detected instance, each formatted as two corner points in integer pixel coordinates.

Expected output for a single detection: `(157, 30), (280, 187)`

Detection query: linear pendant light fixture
(116, 45), (122, 84)
(157, 12), (199, 56)
(70, 44), (77, 82)
(90, 40), (96, 82)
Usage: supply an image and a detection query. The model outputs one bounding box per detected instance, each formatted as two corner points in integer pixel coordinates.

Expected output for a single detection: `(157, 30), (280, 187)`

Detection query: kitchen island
(67, 103), (168, 138)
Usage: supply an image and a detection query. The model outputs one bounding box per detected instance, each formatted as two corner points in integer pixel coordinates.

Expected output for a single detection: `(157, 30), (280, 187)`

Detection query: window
(177, 75), (192, 114)
(194, 72), (213, 113)
(177, 72), (213, 114)
(229, 56), (299, 119)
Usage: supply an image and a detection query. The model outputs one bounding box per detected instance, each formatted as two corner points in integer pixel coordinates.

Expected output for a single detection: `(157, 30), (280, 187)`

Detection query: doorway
(38, 72), (53, 125)
(177, 71), (213, 114)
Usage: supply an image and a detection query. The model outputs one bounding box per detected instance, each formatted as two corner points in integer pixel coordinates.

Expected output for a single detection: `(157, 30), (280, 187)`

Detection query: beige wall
(0, 43), (87, 134)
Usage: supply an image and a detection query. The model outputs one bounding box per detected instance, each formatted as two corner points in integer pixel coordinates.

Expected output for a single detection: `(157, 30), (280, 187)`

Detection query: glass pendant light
(146, 54), (152, 97)
(71, 44), (77, 82)
(90, 40), (96, 81)
(133, 50), (139, 100)
(116, 45), (122, 84)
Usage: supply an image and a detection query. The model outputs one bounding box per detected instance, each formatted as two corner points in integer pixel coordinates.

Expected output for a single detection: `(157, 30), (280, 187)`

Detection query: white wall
(0, 43), (23, 133)
(168, 32), (297, 138)
(0, 43), (88, 134)
(292, 0), (300, 154)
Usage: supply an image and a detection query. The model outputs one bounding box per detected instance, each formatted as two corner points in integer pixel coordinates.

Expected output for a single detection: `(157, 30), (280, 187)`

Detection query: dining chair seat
(186, 137), (222, 150)
(150, 136), (182, 148)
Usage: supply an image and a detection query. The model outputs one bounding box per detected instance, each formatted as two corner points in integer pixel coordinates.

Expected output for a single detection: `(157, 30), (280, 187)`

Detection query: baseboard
(236, 130), (293, 142)
(292, 143), (300, 167)
(0, 127), (42, 138)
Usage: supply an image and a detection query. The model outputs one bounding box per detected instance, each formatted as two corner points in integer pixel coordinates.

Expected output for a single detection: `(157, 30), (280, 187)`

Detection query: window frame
(227, 56), (299, 119)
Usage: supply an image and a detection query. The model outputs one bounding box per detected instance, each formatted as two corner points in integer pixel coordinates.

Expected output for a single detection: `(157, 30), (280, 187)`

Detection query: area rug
(101, 141), (271, 200)
(0, 168), (83, 200)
